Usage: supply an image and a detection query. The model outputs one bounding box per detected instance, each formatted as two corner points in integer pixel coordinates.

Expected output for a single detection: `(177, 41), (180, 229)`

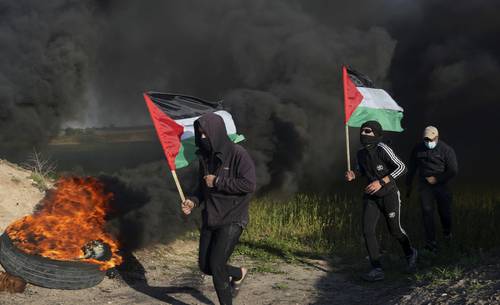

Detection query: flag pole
(345, 123), (351, 171)
(170, 170), (186, 202)
(342, 65), (351, 172)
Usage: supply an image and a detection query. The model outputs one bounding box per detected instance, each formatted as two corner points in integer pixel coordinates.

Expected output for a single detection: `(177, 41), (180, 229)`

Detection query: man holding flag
(181, 113), (256, 305)
(345, 121), (417, 281)
(342, 67), (417, 281)
(144, 92), (255, 305)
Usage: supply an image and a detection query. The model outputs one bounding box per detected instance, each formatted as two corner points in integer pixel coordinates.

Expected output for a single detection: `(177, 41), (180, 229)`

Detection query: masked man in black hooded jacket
(345, 120), (417, 282)
(181, 113), (256, 305)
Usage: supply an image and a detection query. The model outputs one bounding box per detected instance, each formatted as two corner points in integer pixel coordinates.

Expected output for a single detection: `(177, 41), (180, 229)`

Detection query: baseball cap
(423, 126), (439, 139)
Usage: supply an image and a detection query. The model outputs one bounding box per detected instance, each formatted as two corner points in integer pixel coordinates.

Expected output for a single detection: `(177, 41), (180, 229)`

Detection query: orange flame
(6, 177), (122, 270)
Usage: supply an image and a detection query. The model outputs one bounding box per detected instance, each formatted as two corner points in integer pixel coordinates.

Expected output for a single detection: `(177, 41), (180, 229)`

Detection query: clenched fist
(181, 199), (195, 215)
(345, 170), (356, 182)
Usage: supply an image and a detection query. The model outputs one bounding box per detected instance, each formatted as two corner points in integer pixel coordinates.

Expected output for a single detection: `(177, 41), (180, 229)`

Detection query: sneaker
(361, 268), (384, 282)
(231, 267), (248, 298)
(406, 248), (418, 273)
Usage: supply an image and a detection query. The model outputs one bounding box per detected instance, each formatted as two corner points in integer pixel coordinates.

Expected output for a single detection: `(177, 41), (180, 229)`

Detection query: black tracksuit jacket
(357, 142), (407, 197)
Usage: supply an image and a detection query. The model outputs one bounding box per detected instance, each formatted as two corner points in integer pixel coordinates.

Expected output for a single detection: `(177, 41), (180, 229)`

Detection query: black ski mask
(198, 137), (212, 154)
(360, 121), (383, 148)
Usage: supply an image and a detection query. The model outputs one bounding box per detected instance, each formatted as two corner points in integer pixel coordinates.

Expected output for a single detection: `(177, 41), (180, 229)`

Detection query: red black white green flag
(343, 66), (404, 132)
(144, 92), (244, 170)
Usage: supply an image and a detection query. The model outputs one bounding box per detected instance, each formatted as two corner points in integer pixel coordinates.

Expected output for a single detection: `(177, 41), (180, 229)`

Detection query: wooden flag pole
(170, 170), (186, 202)
(345, 123), (351, 172)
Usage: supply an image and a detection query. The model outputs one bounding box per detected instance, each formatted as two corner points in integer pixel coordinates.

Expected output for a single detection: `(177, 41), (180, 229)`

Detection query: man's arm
(435, 146), (458, 183)
(364, 143), (406, 195)
(379, 143), (407, 181)
(345, 152), (365, 181)
(215, 149), (256, 194)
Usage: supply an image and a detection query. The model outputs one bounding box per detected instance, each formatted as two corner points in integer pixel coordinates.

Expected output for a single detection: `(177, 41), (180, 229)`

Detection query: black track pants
(363, 190), (413, 268)
(418, 183), (452, 245)
(199, 224), (243, 305)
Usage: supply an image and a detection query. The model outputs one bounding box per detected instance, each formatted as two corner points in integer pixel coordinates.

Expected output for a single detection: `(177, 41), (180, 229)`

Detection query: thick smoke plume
(93, 0), (396, 192)
(1, 0), (499, 247)
(387, 0), (500, 176)
(0, 1), (101, 151)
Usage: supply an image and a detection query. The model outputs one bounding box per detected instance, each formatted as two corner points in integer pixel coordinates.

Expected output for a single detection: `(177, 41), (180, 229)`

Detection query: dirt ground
(0, 160), (44, 232)
(2, 238), (499, 305)
(1, 160), (499, 305)
(0, 238), (413, 305)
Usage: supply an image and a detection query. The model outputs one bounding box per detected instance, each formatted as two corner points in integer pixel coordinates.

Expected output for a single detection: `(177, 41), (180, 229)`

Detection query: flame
(6, 177), (122, 270)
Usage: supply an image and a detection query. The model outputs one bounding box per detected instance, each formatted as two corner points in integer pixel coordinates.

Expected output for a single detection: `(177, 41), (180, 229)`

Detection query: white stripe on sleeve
(378, 143), (406, 179)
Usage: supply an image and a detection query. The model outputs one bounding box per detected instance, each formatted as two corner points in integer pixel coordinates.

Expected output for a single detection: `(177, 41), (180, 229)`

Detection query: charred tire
(0, 234), (105, 289)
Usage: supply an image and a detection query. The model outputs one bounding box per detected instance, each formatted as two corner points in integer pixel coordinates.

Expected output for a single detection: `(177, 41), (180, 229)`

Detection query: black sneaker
(406, 248), (418, 273)
(361, 268), (384, 282)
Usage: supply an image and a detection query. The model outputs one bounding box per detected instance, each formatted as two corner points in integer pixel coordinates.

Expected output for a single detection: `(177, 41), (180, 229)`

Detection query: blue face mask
(425, 141), (437, 149)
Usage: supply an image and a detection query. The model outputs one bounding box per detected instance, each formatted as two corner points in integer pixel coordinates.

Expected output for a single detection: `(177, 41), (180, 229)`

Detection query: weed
(23, 149), (56, 191)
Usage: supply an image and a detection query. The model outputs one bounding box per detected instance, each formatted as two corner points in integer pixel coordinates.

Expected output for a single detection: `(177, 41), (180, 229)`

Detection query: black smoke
(1, 0), (499, 190)
(91, 0), (396, 192)
(0, 1), (102, 151)
(387, 0), (500, 178)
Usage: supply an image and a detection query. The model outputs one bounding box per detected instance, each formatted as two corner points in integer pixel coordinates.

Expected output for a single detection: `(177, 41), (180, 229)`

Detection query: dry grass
(240, 187), (500, 263)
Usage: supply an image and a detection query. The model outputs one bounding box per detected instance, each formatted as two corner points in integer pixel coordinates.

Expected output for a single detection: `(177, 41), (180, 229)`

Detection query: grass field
(237, 185), (500, 271)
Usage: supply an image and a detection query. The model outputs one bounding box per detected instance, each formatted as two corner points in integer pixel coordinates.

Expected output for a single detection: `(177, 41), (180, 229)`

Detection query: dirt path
(0, 239), (414, 305)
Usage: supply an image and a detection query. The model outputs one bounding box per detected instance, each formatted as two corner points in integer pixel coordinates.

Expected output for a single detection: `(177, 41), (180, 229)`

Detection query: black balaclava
(194, 120), (212, 155)
(360, 120), (383, 148)
(198, 135), (212, 154)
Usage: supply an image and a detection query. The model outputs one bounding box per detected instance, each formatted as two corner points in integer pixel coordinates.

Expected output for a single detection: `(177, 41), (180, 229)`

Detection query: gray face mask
(425, 140), (437, 149)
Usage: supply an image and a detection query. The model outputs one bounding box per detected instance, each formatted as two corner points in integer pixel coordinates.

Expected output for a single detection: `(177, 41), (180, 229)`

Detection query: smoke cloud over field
(1, 0), (499, 190)
(0, 1), (101, 149)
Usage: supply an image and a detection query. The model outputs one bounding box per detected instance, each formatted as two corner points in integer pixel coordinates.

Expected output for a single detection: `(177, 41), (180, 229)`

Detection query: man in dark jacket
(345, 120), (417, 282)
(181, 112), (256, 305)
(406, 126), (458, 252)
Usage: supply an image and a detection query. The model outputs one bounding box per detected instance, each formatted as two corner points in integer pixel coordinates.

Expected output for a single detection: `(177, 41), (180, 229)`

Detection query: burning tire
(0, 234), (105, 289)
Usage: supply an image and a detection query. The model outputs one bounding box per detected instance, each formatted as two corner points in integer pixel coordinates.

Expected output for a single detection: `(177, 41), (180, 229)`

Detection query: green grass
(238, 194), (360, 260)
(29, 172), (50, 191)
(239, 187), (500, 272)
(414, 266), (464, 287)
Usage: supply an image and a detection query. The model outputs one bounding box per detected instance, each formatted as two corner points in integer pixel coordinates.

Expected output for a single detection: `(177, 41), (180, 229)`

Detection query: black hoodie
(190, 113), (256, 228)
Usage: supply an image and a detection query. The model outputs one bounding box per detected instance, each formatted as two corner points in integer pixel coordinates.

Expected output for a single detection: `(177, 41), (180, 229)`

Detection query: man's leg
(362, 197), (382, 268)
(382, 191), (414, 257)
(198, 226), (213, 275)
(419, 184), (437, 249)
(435, 185), (453, 238)
(208, 224), (243, 305)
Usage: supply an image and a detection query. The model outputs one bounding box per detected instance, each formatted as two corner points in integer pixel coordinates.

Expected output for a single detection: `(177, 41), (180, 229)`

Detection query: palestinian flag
(144, 92), (245, 170)
(343, 66), (404, 132)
